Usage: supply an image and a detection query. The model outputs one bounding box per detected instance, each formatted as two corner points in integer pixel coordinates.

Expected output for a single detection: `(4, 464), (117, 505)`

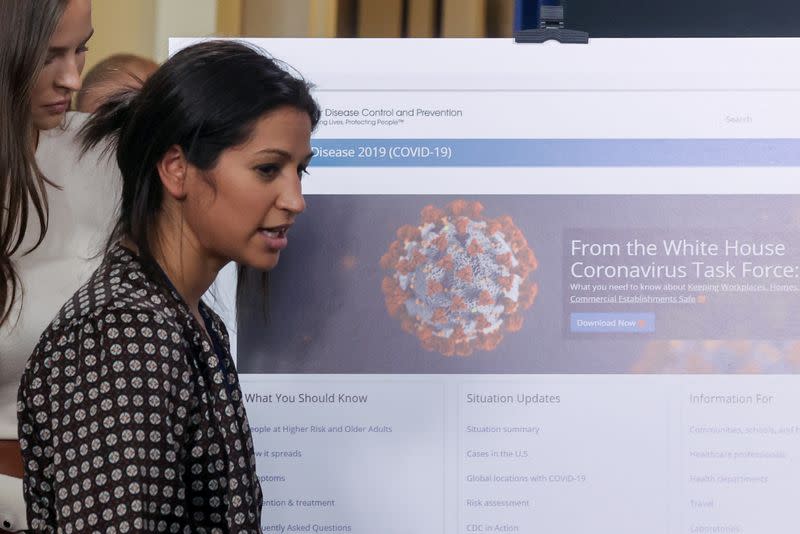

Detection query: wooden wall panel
(154, 0), (217, 61)
(242, 0), (311, 37)
(357, 0), (404, 37)
(442, 0), (487, 37)
(309, 0), (339, 37)
(216, 0), (243, 36)
(487, 0), (514, 37)
(88, 0), (157, 71)
(408, 0), (437, 37)
(336, 0), (358, 37)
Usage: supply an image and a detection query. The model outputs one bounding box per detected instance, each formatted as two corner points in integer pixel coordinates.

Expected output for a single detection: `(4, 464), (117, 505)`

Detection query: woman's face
(183, 106), (313, 271)
(31, 0), (93, 130)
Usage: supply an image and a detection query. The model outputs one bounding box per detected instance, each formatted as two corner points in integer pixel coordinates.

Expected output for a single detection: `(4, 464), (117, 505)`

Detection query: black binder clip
(514, 2), (589, 44)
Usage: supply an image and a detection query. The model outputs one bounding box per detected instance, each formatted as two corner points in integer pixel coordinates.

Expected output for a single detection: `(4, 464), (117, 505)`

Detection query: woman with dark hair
(0, 1), (94, 530)
(18, 40), (319, 532)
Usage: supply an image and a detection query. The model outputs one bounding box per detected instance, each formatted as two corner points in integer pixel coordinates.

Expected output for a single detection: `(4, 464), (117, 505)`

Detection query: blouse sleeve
(19, 309), (196, 533)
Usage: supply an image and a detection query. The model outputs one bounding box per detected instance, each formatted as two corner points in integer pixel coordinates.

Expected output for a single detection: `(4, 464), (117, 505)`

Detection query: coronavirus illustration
(380, 200), (538, 356)
(633, 339), (800, 373)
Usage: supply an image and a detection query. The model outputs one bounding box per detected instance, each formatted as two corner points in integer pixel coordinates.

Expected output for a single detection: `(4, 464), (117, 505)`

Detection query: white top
(0, 112), (119, 440)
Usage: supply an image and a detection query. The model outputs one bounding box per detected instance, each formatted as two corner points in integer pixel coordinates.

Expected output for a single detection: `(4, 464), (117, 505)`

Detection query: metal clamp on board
(514, 1), (589, 44)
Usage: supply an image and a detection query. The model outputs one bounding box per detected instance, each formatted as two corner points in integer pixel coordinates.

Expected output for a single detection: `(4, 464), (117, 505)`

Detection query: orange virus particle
(380, 200), (538, 356)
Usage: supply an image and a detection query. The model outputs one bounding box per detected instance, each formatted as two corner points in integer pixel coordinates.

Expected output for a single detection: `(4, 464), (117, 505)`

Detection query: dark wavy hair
(80, 40), (320, 300)
(0, 0), (68, 326)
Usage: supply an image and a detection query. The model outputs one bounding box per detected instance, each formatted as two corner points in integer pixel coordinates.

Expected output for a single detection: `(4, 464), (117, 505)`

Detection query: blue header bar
(310, 139), (800, 167)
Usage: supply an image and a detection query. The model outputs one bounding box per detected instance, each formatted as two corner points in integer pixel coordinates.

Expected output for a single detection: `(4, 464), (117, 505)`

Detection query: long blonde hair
(0, 0), (68, 326)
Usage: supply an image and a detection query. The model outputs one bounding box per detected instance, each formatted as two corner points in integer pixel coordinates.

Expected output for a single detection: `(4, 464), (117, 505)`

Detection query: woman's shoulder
(18, 251), (199, 429)
(36, 111), (120, 234)
(21, 284), (192, 400)
(32, 247), (189, 360)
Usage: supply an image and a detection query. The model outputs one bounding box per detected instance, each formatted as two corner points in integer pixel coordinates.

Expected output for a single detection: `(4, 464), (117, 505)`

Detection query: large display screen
(174, 38), (800, 533)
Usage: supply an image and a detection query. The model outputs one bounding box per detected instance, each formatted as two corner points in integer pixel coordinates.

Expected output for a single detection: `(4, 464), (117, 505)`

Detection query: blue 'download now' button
(570, 313), (655, 333)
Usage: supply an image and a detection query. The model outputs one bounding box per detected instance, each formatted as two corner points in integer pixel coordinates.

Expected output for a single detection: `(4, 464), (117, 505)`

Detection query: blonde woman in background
(0, 1), (117, 531)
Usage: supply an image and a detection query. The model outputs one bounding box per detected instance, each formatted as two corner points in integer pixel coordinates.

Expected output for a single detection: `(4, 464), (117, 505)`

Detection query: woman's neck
(155, 240), (222, 316)
(124, 224), (225, 317)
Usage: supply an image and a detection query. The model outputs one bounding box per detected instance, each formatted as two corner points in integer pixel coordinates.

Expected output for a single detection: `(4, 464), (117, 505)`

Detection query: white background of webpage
(175, 38), (800, 532)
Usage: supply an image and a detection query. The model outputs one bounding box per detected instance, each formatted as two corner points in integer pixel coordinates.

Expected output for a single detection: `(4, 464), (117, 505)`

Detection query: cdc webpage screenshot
(174, 38), (800, 533)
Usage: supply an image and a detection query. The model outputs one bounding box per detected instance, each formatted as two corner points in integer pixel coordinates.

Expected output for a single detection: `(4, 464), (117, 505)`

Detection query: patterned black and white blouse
(17, 244), (263, 533)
